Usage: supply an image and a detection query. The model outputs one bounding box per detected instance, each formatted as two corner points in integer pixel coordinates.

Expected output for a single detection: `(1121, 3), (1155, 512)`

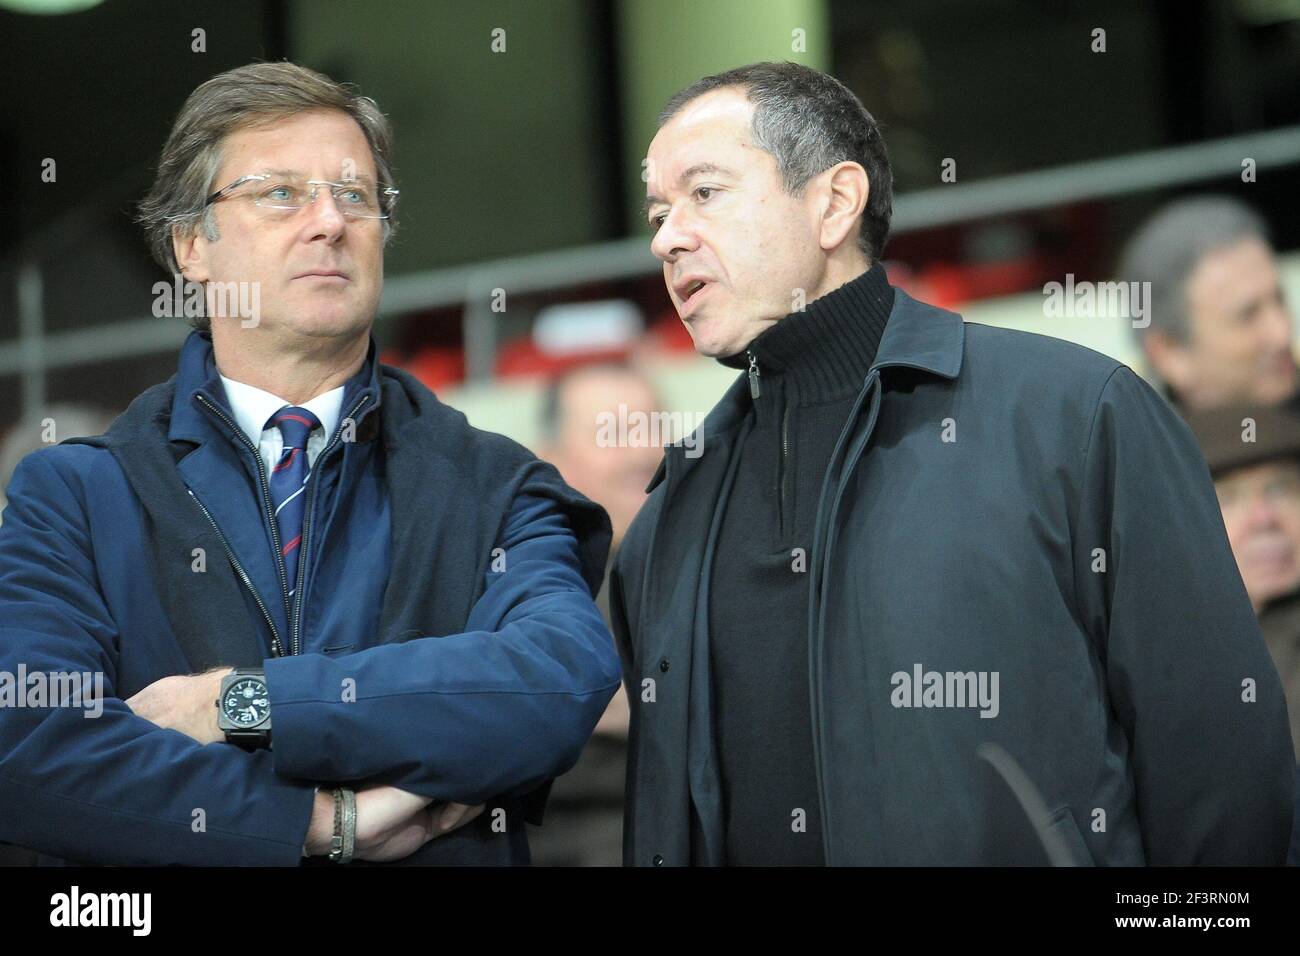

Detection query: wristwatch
(217, 668), (273, 750)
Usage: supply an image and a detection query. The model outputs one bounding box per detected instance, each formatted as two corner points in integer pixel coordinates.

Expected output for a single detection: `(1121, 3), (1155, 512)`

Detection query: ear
(172, 220), (212, 283)
(816, 161), (869, 253)
(1142, 330), (1195, 395)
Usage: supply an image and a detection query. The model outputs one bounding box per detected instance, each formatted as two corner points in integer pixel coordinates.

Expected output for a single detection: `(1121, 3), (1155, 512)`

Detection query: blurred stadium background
(1, 0), (1299, 448)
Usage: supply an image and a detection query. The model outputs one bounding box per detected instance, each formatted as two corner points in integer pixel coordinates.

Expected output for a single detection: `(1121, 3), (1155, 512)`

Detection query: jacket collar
(647, 286), (965, 492)
(870, 287), (964, 380)
(167, 329), (383, 445)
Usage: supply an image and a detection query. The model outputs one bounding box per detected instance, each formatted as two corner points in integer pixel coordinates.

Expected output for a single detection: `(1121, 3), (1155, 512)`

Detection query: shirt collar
(217, 373), (345, 446)
(169, 330), (384, 446)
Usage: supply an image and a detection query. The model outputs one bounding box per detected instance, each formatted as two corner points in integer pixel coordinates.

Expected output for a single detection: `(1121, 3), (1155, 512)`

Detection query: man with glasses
(0, 61), (620, 866)
(1187, 404), (1300, 727)
(1186, 402), (1300, 862)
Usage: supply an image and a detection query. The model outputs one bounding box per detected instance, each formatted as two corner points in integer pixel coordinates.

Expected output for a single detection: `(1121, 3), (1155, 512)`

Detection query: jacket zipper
(188, 488), (287, 658)
(749, 349), (793, 534)
(195, 394), (293, 631)
(288, 393), (370, 657)
(779, 402), (791, 536)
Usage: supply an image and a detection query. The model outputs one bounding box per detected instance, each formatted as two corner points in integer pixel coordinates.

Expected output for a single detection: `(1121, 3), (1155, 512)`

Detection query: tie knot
(267, 406), (320, 449)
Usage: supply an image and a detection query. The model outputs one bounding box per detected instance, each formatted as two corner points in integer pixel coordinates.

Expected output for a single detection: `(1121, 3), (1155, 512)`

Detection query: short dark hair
(657, 61), (893, 261)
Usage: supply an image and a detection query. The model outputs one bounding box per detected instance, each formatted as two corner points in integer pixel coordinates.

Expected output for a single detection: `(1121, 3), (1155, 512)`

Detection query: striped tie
(266, 405), (320, 599)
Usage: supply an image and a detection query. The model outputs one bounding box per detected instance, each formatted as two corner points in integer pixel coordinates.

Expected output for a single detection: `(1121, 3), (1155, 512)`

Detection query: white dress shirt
(218, 374), (345, 476)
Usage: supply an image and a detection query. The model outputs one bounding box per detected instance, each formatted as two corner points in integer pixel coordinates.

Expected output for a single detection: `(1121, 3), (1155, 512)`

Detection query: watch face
(222, 677), (270, 728)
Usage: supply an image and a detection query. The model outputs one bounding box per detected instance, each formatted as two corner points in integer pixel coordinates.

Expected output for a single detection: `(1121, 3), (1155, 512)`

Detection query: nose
(301, 187), (347, 239)
(650, 205), (700, 264)
(1265, 299), (1294, 351)
(1242, 493), (1282, 531)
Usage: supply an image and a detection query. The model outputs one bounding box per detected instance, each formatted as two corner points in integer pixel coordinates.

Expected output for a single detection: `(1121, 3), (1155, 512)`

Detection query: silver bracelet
(340, 787), (357, 864)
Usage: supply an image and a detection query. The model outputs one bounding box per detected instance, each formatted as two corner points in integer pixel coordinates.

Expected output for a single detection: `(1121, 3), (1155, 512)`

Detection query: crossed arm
(0, 451), (619, 865)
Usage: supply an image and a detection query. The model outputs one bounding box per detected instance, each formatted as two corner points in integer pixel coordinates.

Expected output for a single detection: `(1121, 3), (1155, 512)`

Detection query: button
(653, 854), (664, 866)
(659, 659), (670, 672)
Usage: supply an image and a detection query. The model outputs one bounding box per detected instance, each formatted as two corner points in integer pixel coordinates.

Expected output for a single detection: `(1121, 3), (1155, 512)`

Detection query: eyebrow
(643, 163), (736, 217)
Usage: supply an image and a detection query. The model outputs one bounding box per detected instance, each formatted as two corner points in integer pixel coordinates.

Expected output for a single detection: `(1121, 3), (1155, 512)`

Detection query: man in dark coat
(613, 61), (1294, 866)
(0, 62), (620, 866)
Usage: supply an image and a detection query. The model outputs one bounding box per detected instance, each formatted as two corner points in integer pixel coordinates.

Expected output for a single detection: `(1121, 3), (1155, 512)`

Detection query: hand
(357, 799), (487, 862)
(594, 684), (630, 740)
(125, 667), (232, 745)
(304, 785), (485, 861)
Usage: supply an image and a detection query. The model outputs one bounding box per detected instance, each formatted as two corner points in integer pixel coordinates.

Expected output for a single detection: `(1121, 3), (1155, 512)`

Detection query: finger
(366, 785), (432, 818)
(359, 808), (427, 851)
(360, 815), (435, 861)
(438, 802), (471, 832)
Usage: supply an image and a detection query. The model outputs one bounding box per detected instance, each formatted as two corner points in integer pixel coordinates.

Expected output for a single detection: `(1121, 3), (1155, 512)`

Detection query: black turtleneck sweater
(707, 263), (893, 865)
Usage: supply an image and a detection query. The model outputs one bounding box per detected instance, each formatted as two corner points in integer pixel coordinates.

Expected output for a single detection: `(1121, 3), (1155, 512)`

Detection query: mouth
(294, 270), (350, 281)
(1243, 537), (1295, 571)
(673, 277), (712, 316)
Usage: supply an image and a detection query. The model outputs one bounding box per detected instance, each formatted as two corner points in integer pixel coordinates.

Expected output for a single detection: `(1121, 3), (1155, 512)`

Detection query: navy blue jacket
(613, 287), (1295, 866)
(0, 331), (621, 865)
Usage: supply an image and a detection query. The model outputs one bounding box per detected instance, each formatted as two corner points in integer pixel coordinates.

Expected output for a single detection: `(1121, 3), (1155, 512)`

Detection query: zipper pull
(747, 350), (761, 399)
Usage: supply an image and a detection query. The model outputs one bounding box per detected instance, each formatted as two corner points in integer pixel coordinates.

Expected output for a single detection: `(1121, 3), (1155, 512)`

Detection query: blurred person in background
(0, 403), (118, 523)
(1185, 402), (1300, 863)
(530, 362), (662, 865)
(1120, 195), (1296, 411)
(613, 61), (1293, 866)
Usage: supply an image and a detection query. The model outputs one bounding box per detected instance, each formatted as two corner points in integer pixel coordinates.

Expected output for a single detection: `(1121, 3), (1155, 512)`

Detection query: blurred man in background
(1120, 195), (1296, 411)
(0, 403), (118, 524)
(1186, 401), (1300, 863)
(531, 362), (662, 865)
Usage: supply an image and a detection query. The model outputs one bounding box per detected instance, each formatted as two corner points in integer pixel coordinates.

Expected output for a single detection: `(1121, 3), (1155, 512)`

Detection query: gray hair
(657, 61), (893, 262)
(1118, 195), (1270, 345)
(137, 61), (398, 332)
